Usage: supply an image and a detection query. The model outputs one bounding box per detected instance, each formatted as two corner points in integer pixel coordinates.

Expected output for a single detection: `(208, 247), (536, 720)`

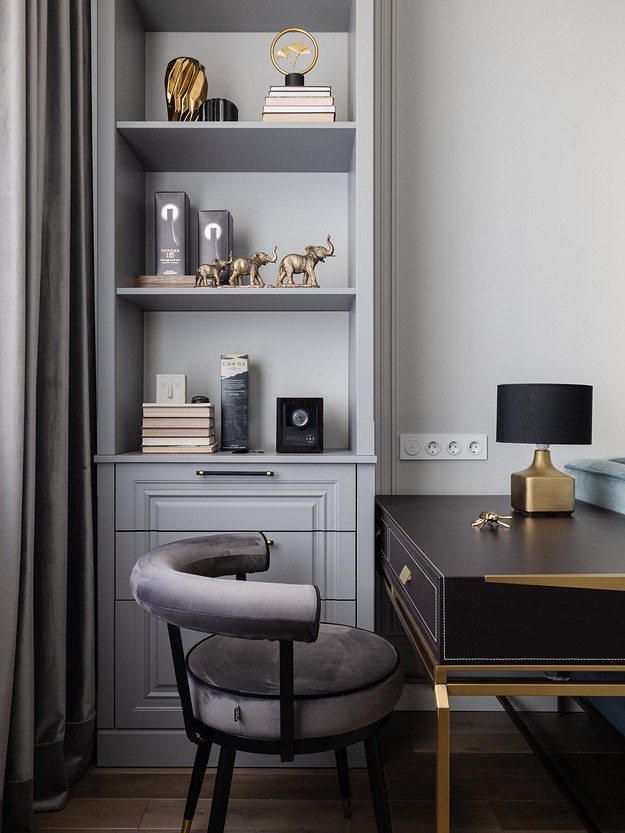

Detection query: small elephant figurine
(196, 253), (233, 287)
(229, 245), (278, 287)
(276, 235), (334, 287)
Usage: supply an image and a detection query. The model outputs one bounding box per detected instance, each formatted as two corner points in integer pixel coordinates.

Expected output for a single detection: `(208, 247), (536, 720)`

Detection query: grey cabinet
(112, 463), (358, 740)
(94, 0), (375, 765)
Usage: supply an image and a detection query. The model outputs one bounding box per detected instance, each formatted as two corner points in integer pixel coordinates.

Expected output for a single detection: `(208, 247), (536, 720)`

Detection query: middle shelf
(117, 286), (357, 311)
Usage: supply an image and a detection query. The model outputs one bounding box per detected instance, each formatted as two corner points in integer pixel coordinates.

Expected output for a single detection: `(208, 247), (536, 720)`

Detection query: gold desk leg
(435, 683), (451, 833)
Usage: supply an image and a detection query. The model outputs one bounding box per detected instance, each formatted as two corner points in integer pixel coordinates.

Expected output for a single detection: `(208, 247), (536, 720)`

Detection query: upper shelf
(117, 287), (357, 312)
(131, 0), (353, 33)
(117, 122), (356, 173)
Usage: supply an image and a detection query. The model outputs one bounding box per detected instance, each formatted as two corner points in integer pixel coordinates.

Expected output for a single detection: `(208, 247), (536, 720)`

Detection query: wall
(379, 0), (625, 495)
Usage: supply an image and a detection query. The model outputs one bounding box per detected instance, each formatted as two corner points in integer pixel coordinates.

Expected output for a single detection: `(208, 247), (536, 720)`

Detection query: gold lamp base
(510, 449), (575, 516)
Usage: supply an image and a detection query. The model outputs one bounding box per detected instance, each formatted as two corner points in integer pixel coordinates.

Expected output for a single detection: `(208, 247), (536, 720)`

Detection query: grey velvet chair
(130, 532), (403, 833)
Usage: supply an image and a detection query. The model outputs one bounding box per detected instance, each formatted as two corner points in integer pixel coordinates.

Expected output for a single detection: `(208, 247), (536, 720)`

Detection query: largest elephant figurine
(275, 235), (334, 287)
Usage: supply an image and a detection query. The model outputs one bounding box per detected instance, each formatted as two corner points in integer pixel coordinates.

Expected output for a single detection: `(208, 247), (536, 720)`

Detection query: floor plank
(32, 710), (625, 833)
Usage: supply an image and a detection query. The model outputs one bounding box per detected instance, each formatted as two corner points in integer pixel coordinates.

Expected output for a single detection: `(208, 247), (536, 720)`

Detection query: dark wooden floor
(33, 709), (625, 832)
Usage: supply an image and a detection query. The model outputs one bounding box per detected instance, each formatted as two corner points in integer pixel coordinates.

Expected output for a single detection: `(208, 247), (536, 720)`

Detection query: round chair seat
(187, 622), (402, 741)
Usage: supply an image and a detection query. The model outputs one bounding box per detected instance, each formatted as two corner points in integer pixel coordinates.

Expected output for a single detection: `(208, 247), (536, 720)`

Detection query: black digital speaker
(276, 397), (323, 453)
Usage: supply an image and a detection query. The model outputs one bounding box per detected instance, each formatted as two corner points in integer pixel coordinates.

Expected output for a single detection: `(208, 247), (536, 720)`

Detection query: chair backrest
(130, 532), (321, 642)
(130, 532), (321, 759)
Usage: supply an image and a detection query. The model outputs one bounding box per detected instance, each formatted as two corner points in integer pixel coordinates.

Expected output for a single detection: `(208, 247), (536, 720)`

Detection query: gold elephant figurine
(196, 253), (232, 287)
(229, 246), (278, 287)
(275, 235), (334, 287)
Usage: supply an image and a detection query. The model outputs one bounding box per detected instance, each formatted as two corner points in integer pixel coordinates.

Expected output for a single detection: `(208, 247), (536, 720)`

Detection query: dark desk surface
(375, 496), (625, 665)
(376, 495), (625, 579)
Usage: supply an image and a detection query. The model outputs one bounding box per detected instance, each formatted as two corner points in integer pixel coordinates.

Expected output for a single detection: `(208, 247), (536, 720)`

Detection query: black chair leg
(364, 735), (393, 833)
(207, 745), (236, 833)
(180, 741), (211, 833)
(334, 747), (352, 818)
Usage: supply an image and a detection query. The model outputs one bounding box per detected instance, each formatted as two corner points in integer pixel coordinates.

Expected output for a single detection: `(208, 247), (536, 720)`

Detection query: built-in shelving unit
(94, 0), (375, 766)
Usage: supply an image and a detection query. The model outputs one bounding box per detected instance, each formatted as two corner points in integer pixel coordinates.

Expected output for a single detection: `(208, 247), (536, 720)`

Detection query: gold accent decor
(196, 254), (233, 287)
(485, 573), (625, 591)
(510, 448), (575, 515)
(180, 819), (192, 833)
(399, 565), (412, 586)
(165, 56), (208, 121)
(274, 236), (334, 287)
(434, 684), (451, 833)
(471, 511), (512, 530)
(270, 28), (319, 77)
(229, 246), (278, 287)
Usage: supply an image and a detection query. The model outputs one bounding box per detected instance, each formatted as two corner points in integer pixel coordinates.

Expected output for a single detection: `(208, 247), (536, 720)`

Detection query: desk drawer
(381, 521), (440, 649)
(115, 463), (355, 532)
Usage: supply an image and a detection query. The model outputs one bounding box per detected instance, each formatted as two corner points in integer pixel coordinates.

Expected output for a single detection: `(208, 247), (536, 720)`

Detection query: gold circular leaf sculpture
(270, 28), (319, 77)
(165, 56), (208, 121)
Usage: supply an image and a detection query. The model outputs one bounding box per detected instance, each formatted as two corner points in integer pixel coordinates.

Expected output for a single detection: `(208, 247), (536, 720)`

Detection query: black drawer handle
(196, 470), (275, 477)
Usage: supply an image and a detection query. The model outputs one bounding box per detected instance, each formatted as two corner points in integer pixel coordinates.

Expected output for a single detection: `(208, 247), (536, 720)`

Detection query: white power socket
(400, 433), (488, 460)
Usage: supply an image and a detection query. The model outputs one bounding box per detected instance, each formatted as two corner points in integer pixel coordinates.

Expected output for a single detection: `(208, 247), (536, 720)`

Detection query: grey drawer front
(115, 463), (355, 531)
(116, 530), (355, 601)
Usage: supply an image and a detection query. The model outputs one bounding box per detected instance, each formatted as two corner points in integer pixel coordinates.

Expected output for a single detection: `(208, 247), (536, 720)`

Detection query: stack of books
(262, 85), (335, 122)
(141, 402), (218, 454)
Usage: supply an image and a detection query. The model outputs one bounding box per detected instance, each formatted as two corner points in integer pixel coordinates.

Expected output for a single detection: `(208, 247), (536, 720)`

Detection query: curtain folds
(0, 0), (96, 829)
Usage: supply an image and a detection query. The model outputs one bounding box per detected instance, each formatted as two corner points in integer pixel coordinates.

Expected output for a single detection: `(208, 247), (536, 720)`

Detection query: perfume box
(155, 192), (189, 276)
(220, 354), (248, 450)
(198, 210), (233, 283)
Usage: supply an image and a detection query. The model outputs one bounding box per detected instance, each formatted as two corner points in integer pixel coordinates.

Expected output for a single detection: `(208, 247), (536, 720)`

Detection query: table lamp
(496, 383), (593, 515)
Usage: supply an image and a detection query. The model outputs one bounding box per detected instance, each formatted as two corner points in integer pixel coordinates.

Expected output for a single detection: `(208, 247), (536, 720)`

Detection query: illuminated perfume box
(198, 210), (233, 283)
(155, 192), (189, 275)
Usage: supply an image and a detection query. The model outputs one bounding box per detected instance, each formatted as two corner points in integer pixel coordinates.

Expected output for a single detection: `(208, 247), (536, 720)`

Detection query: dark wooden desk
(376, 495), (625, 833)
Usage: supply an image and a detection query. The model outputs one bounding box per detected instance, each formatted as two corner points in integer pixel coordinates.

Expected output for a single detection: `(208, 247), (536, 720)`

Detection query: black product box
(221, 354), (249, 450)
(155, 192), (189, 275)
(198, 210), (233, 283)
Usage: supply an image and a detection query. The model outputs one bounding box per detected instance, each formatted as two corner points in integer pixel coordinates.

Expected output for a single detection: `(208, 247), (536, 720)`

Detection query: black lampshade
(496, 384), (593, 446)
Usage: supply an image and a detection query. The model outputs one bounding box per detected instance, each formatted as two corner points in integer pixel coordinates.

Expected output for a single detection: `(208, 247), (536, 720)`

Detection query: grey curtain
(0, 0), (96, 830)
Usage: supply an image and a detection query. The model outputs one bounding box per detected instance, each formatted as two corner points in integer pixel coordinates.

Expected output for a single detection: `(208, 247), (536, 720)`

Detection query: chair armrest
(130, 532), (321, 643)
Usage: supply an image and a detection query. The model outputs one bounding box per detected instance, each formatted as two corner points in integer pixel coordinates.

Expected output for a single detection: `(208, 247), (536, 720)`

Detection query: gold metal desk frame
(380, 567), (625, 833)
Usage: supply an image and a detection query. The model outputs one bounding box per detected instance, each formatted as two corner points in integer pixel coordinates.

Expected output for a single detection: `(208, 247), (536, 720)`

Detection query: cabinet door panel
(115, 602), (189, 729)
(116, 530), (355, 601)
(115, 463), (355, 531)
(320, 601), (356, 627)
(115, 597), (358, 729)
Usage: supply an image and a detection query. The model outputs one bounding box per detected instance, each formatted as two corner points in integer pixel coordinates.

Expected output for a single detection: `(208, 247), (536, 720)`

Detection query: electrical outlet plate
(400, 433), (488, 460)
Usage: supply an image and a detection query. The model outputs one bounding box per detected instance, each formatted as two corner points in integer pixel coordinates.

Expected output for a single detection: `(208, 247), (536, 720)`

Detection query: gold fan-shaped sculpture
(270, 28), (319, 82)
(165, 56), (208, 121)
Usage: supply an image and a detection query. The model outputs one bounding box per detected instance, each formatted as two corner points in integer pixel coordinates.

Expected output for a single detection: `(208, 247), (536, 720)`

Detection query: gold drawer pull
(399, 565), (412, 586)
(265, 539), (275, 546)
